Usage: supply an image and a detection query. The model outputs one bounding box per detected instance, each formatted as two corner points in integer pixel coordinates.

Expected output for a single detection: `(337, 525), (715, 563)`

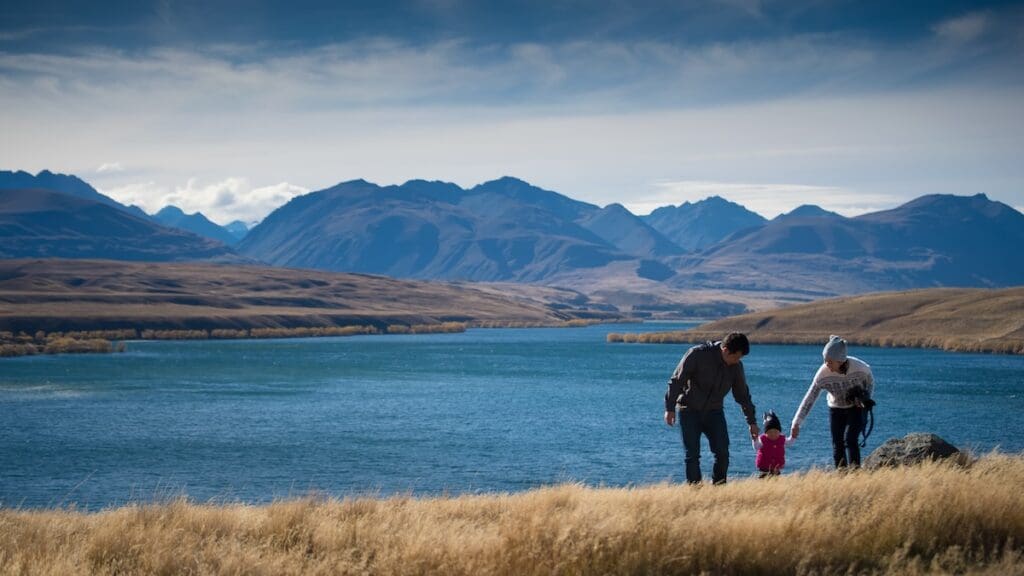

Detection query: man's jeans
(679, 408), (730, 484)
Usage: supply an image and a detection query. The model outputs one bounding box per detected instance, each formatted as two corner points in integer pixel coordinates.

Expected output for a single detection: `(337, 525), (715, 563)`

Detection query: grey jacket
(664, 341), (757, 426)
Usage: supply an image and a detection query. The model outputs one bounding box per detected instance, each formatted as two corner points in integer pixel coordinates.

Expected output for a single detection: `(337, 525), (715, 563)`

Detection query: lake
(2, 323), (1023, 510)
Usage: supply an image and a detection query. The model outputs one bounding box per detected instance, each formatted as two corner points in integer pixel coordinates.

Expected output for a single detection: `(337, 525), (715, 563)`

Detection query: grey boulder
(864, 433), (961, 469)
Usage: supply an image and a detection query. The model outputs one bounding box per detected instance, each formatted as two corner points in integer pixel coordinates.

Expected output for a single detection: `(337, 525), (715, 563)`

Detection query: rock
(864, 433), (961, 469)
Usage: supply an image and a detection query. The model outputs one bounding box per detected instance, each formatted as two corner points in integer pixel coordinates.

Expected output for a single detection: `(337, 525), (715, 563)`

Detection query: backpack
(847, 386), (876, 447)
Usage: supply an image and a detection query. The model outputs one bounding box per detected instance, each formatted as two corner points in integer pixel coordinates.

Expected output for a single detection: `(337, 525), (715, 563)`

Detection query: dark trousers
(829, 406), (864, 468)
(679, 409), (730, 484)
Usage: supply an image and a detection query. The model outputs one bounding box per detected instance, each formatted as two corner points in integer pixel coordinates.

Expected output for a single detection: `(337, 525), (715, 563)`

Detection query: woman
(790, 335), (874, 468)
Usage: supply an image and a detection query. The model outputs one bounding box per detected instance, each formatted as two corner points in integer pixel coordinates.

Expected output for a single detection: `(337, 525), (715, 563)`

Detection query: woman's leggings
(829, 406), (864, 468)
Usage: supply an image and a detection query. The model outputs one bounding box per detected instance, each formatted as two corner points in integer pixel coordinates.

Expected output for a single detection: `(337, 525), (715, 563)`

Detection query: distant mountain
(643, 196), (767, 251)
(672, 193), (1024, 293)
(225, 220), (250, 241)
(774, 204), (843, 220)
(577, 203), (683, 258)
(0, 188), (239, 262)
(153, 205), (239, 245)
(238, 177), (635, 281)
(0, 169), (150, 220)
(4, 169), (1021, 308)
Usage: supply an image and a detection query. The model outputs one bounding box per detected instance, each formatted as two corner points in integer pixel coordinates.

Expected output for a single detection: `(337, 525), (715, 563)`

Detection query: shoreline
(607, 287), (1024, 356)
(607, 330), (1024, 355)
(0, 319), (613, 358)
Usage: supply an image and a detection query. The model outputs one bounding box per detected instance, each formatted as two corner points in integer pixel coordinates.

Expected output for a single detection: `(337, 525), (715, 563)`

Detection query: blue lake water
(2, 323), (1023, 510)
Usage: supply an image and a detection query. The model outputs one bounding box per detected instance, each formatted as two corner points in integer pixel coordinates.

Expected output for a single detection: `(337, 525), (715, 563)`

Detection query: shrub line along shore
(607, 287), (1024, 355)
(2, 455), (1023, 575)
(0, 319), (605, 358)
(606, 330), (1024, 355)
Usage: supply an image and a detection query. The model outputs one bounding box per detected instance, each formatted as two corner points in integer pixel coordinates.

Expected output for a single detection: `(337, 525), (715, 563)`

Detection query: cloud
(713, 0), (764, 18)
(933, 12), (991, 44)
(627, 181), (899, 219)
(1, 22), (1015, 118)
(4, 14), (1024, 223)
(96, 161), (124, 173)
(101, 178), (308, 225)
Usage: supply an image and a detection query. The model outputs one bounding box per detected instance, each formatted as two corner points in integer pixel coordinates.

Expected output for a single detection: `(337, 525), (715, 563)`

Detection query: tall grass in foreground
(2, 456), (1023, 575)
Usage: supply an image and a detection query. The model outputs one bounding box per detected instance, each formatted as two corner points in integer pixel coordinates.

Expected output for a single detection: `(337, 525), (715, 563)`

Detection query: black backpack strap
(860, 406), (874, 448)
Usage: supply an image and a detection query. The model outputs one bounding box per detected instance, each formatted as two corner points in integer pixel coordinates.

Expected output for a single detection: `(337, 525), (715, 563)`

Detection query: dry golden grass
(385, 322), (467, 334)
(609, 287), (1024, 354)
(0, 258), (634, 357)
(0, 259), (619, 338)
(2, 456), (1023, 575)
(0, 319), (603, 358)
(0, 326), (386, 357)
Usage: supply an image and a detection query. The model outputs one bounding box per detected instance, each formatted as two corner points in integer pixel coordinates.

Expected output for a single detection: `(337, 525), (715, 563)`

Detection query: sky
(2, 0), (1023, 225)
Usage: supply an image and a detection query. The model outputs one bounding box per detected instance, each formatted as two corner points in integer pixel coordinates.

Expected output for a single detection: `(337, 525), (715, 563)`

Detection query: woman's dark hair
(838, 360), (849, 374)
(722, 332), (750, 356)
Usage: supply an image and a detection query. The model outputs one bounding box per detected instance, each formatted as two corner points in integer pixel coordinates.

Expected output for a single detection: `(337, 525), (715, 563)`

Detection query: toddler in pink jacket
(752, 410), (794, 477)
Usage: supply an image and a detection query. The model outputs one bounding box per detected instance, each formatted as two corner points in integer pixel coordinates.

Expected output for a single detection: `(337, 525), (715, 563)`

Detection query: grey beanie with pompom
(823, 335), (847, 362)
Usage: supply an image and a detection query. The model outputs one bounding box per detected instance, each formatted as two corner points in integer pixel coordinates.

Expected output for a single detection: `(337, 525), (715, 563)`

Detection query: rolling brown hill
(0, 259), (620, 334)
(610, 287), (1024, 354)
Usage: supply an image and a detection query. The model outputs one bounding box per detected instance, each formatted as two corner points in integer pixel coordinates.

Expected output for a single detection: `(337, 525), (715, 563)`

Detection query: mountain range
(152, 206), (241, 246)
(3, 169), (1024, 313)
(670, 192), (1024, 294)
(0, 170), (249, 245)
(0, 170), (150, 220)
(0, 188), (239, 262)
(643, 196), (766, 250)
(236, 177), (678, 281)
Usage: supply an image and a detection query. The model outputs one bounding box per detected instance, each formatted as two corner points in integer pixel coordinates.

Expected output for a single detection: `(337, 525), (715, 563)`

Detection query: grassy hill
(0, 259), (620, 336)
(2, 455), (1022, 574)
(608, 287), (1024, 354)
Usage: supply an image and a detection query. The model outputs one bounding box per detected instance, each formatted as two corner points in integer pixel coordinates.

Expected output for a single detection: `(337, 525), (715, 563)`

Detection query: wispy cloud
(933, 11), (992, 44)
(1, 23), (1014, 115)
(96, 162), (124, 173)
(713, 0), (765, 19)
(3, 7), (1023, 222)
(631, 180), (898, 219)
(101, 178), (308, 225)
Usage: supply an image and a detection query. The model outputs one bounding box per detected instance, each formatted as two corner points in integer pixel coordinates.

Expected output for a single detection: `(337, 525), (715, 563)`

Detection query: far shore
(608, 286), (1024, 356)
(0, 319), (612, 358)
(607, 330), (1024, 355)
(0, 259), (629, 357)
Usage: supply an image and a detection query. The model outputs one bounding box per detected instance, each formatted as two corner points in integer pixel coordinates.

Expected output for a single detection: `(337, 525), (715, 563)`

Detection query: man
(664, 332), (759, 485)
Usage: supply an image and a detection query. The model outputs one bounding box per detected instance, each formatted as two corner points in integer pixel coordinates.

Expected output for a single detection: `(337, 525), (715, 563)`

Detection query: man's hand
(749, 423), (760, 439)
(790, 424), (800, 439)
(664, 411), (675, 427)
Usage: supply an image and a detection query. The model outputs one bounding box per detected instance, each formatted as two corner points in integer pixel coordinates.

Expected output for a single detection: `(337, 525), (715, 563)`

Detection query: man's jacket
(664, 341), (757, 425)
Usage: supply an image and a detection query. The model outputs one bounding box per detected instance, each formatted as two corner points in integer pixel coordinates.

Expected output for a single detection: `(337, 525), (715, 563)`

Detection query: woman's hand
(790, 424), (800, 439)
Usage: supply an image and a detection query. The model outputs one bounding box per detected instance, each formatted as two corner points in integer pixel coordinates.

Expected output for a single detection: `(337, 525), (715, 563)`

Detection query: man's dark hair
(722, 332), (750, 356)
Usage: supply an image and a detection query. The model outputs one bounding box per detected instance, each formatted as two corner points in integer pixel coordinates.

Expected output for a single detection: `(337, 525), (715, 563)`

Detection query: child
(753, 410), (794, 477)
